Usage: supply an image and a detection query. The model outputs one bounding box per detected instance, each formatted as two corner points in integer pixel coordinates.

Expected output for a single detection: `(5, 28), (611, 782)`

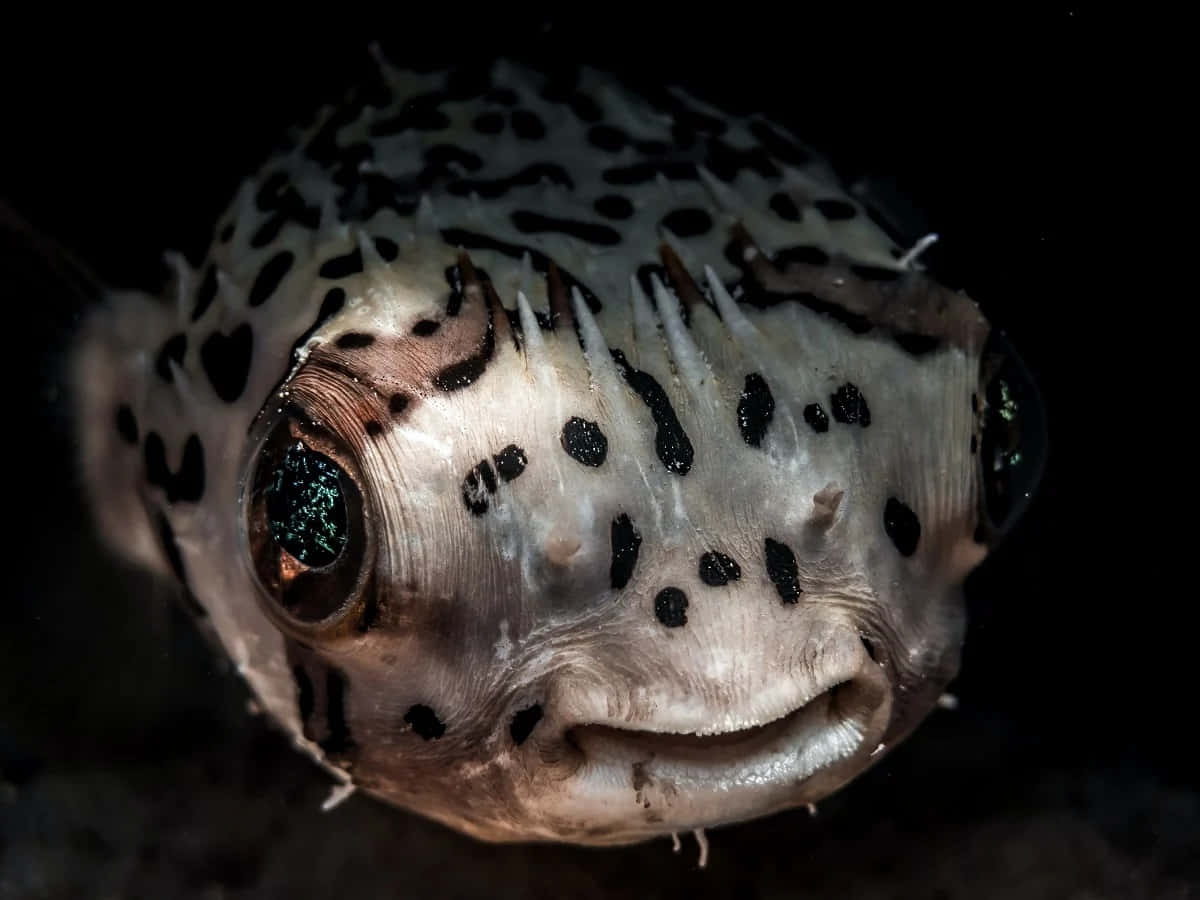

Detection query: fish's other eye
(244, 414), (371, 632)
(977, 329), (1048, 542)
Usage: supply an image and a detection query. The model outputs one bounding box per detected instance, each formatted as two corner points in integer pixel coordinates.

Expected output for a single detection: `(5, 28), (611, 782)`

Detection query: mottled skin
(72, 57), (1036, 844)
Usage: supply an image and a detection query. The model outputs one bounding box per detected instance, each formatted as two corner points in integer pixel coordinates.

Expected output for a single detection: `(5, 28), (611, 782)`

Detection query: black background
(2, 9), (1192, 898)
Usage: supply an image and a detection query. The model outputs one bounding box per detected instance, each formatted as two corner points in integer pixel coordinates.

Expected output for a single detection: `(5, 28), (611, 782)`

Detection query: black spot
(705, 137), (779, 182)
(803, 403), (830, 433)
(200, 323), (253, 403)
(389, 393), (410, 416)
(699, 552), (741, 587)
(493, 445), (528, 482)
(431, 292), (495, 391)
(661, 208), (712, 238)
(830, 383), (871, 427)
(442, 228), (601, 313)
(587, 124), (627, 152)
(373, 236), (399, 262)
(144, 432), (205, 504)
(737, 373), (775, 447)
(769, 192), (801, 221)
(320, 668), (355, 754)
(115, 404), (138, 445)
(248, 251), (294, 307)
(411, 319), (440, 336)
(749, 120), (812, 166)
(654, 588), (688, 628)
(970, 434), (978, 454)
(155, 511), (187, 586)
(594, 194), (634, 219)
(319, 248), (364, 279)
(447, 163), (574, 199)
(293, 665), (315, 723)
(634, 138), (669, 155)
(335, 332), (375, 349)
(477, 460), (498, 494)
(561, 416), (608, 467)
(511, 109), (546, 139)
(511, 210), (621, 246)
(192, 265), (218, 321)
(365, 421), (383, 438)
(815, 199), (857, 220)
(509, 704), (543, 745)
(609, 349), (693, 475)
(610, 513), (642, 590)
(461, 465), (491, 516)
(764, 538), (802, 604)
(155, 334), (186, 383)
(773, 245), (830, 267)
(894, 332), (941, 356)
(404, 704), (446, 740)
(884, 497), (921, 557)
(473, 111), (505, 134)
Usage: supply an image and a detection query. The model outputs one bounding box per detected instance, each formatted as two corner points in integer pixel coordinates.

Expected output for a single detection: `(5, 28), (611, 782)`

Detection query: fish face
(71, 58), (1044, 844)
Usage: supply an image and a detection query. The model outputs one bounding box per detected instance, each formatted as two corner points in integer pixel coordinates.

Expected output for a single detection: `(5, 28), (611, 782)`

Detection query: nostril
(510, 703), (544, 745)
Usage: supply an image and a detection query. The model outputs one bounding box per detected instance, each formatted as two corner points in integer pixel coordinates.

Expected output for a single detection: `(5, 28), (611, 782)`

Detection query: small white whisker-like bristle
(163, 251), (191, 315)
(670, 832), (681, 853)
(571, 286), (624, 397)
(628, 274), (659, 346)
(703, 266), (760, 341)
(696, 165), (743, 213)
(898, 232), (940, 269)
(415, 194), (438, 233)
(515, 290), (547, 360)
(321, 782), (357, 812)
(693, 828), (709, 869)
(520, 252), (534, 298)
(651, 275), (713, 401)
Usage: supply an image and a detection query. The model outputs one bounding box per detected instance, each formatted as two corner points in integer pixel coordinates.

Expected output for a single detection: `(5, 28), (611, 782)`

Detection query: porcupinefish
(70, 54), (1044, 845)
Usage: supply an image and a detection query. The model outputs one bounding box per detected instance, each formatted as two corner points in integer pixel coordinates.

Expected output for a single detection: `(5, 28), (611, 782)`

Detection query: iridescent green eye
(265, 442), (349, 567)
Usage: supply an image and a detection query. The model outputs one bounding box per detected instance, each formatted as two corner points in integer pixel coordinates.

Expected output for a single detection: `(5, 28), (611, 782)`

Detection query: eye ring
(240, 404), (375, 641)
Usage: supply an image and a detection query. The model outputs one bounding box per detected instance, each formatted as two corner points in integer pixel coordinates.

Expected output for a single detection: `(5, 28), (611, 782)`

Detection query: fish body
(72, 56), (1043, 844)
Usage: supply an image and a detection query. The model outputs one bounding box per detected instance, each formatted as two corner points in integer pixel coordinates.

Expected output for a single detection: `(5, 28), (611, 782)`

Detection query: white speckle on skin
(494, 619), (512, 661)
(321, 782), (357, 812)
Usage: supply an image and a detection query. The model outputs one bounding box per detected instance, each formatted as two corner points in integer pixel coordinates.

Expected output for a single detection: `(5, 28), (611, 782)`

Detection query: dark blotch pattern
(884, 497), (921, 557)
(594, 194), (634, 219)
(473, 111), (504, 134)
(561, 417), (608, 467)
(404, 704), (446, 740)
(815, 199), (857, 220)
(431, 290), (495, 391)
(764, 538), (802, 604)
(610, 349), (693, 475)
(509, 704), (543, 745)
(610, 513), (642, 590)
(511, 109), (545, 139)
(830, 383), (871, 427)
(155, 334), (186, 383)
(336, 332), (375, 349)
(769, 192), (801, 221)
(511, 210), (621, 246)
(411, 319), (441, 336)
(115, 404), (138, 445)
(804, 403), (829, 433)
(493, 444), (528, 482)
(365, 421), (383, 438)
(248, 250), (294, 307)
(200, 324), (253, 403)
(699, 551), (741, 587)
(373, 236), (399, 262)
(654, 588), (688, 628)
(737, 373), (775, 447)
(319, 248), (365, 279)
(389, 393), (411, 416)
(144, 433), (205, 503)
(661, 208), (712, 237)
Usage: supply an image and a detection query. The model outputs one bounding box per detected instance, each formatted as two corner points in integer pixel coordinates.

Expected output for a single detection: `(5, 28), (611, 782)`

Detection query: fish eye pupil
(265, 442), (348, 567)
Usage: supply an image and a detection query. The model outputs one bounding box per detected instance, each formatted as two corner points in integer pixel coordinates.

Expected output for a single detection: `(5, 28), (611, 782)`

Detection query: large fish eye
(976, 329), (1048, 542)
(244, 410), (371, 632)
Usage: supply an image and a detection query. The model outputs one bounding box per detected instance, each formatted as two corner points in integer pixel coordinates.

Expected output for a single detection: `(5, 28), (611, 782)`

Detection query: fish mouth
(535, 637), (893, 843)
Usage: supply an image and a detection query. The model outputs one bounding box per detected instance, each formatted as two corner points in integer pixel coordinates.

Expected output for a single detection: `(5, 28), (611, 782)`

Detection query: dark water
(2, 11), (1193, 899)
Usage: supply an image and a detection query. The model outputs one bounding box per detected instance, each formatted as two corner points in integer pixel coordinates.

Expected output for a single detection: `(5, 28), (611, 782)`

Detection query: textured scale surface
(72, 55), (1041, 844)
